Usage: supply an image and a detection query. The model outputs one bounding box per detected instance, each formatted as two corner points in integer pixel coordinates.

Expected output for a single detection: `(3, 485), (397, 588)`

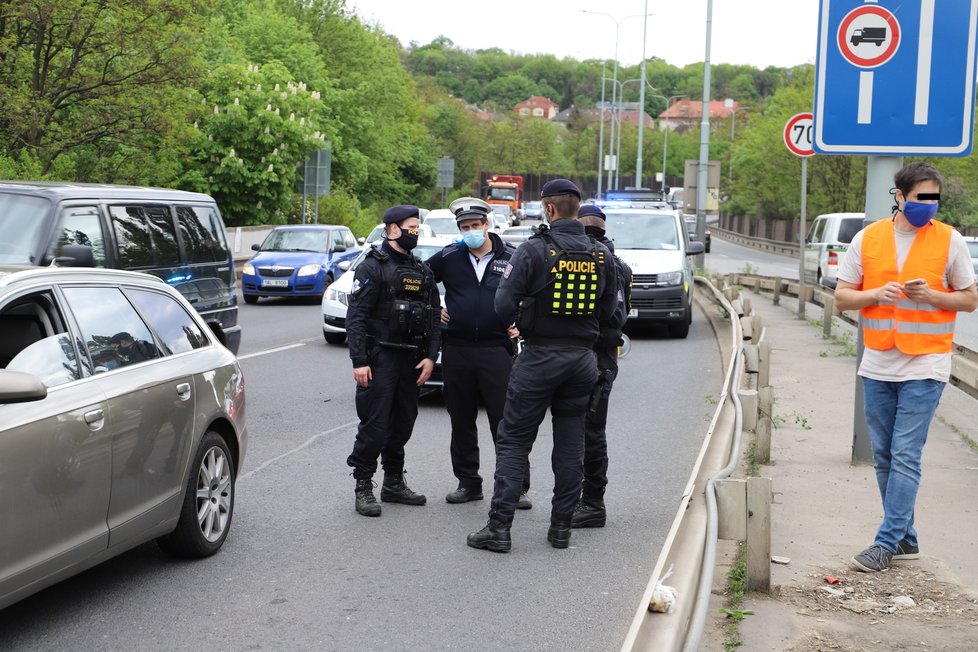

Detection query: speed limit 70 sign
(784, 112), (815, 157)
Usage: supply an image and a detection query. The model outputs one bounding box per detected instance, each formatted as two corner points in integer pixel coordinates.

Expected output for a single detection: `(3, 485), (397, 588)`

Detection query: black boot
(467, 519), (512, 553)
(381, 472), (427, 505)
(354, 478), (381, 517)
(548, 515), (572, 549)
(571, 496), (606, 528)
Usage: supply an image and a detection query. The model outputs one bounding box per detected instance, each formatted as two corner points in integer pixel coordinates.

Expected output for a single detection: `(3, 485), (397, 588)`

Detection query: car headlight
(298, 264), (322, 277)
(326, 286), (348, 306)
(242, 262), (255, 276)
(656, 271), (683, 286)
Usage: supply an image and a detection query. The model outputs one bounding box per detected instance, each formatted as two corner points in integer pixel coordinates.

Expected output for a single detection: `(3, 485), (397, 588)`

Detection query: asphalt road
(0, 294), (724, 651)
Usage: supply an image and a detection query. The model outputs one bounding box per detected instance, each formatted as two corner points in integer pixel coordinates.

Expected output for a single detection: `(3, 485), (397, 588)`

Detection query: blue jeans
(862, 377), (945, 552)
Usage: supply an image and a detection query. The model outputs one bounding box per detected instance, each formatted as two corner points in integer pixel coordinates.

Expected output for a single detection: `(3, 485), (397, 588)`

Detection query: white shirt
(469, 250), (494, 282)
(837, 221), (976, 382)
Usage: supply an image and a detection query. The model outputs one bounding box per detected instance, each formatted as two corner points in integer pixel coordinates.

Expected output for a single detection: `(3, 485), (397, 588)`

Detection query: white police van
(595, 197), (705, 338)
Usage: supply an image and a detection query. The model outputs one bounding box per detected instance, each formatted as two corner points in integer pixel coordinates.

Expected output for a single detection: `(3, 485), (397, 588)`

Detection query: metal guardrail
(621, 277), (746, 651)
(711, 226), (800, 257)
(729, 272), (978, 401)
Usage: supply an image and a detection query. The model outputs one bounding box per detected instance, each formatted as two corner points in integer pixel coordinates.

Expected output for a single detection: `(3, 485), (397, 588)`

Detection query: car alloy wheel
(197, 444), (232, 543)
(157, 431), (235, 557)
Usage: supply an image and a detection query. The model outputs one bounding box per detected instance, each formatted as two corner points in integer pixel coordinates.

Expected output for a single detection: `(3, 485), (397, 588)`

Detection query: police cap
(382, 204), (420, 225)
(449, 197), (492, 223)
(578, 204), (605, 220)
(541, 178), (581, 199)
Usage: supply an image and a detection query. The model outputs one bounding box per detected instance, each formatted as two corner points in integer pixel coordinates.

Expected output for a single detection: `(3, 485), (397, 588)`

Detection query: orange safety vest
(860, 218), (955, 354)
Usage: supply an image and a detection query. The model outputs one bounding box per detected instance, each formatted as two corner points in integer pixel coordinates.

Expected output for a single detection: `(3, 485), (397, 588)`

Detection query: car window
(50, 206), (107, 267)
(808, 218), (826, 243)
(967, 241), (978, 257)
(604, 213), (679, 250)
(176, 205), (230, 264)
(262, 229), (329, 252)
(128, 288), (209, 354)
(339, 229), (357, 249)
(62, 286), (161, 370)
(110, 204), (181, 268)
(838, 218), (862, 244)
(0, 192), (51, 265)
(7, 334), (80, 388)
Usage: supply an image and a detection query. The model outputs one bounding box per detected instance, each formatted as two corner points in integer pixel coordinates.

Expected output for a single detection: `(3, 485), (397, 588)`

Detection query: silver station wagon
(0, 266), (247, 610)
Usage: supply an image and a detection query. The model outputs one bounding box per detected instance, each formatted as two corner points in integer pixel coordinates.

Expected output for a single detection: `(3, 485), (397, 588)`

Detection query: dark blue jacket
(425, 232), (516, 345)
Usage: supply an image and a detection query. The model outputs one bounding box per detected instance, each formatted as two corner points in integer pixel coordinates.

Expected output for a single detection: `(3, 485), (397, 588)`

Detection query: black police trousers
(489, 344), (598, 525)
(442, 341), (528, 492)
(582, 347), (619, 500)
(347, 346), (422, 480)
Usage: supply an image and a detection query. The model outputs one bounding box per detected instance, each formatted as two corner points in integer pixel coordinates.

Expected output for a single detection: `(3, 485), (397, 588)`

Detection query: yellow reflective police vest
(543, 235), (604, 316)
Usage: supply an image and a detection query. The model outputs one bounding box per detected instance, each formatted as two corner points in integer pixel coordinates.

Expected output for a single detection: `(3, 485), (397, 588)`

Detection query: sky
(348, 1), (820, 69)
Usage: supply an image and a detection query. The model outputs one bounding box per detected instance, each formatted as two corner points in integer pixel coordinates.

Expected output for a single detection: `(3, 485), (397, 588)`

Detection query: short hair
(894, 163), (942, 197)
(542, 194), (581, 220)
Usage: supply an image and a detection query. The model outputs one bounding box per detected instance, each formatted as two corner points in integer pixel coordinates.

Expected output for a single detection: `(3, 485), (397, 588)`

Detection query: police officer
(572, 204), (632, 528)
(425, 197), (531, 509)
(346, 205), (442, 517)
(466, 179), (619, 552)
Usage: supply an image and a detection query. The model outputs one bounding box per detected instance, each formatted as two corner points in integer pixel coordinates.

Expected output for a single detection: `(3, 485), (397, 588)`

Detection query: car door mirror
(686, 241), (706, 256)
(0, 369), (48, 403)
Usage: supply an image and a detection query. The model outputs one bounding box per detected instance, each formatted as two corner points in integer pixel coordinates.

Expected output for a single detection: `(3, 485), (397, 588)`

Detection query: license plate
(628, 308), (638, 318)
(262, 279), (289, 287)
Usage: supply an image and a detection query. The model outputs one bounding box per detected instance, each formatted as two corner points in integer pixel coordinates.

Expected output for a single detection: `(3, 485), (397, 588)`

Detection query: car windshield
(261, 229), (331, 252)
(604, 212), (680, 250)
(967, 240), (978, 258)
(491, 205), (512, 217)
(488, 187), (516, 201)
(0, 193), (51, 264)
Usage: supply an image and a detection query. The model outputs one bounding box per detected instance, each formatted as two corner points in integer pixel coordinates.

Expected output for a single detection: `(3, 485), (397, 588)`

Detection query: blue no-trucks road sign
(814, 0), (978, 155)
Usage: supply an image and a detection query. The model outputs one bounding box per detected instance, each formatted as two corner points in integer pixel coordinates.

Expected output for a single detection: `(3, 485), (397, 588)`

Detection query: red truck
(483, 174), (523, 225)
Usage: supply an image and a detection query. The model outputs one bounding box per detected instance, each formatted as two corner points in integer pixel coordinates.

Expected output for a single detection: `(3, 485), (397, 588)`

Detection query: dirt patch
(774, 563), (978, 652)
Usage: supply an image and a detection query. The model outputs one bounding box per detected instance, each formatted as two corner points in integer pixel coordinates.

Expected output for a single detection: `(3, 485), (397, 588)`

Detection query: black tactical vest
(367, 247), (433, 343)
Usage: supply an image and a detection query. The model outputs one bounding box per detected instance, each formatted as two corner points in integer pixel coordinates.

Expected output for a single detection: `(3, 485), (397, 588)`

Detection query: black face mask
(584, 225), (606, 240)
(393, 227), (419, 251)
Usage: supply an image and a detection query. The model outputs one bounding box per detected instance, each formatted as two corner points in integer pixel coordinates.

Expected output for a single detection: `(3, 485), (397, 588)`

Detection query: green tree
(0, 0), (205, 180)
(184, 62), (327, 226)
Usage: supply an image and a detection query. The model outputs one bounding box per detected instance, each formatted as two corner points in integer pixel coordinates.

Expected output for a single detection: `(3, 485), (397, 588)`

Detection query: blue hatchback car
(241, 225), (361, 303)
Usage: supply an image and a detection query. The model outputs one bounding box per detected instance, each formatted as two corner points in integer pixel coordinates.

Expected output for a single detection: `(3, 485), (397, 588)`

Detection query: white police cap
(449, 197), (492, 222)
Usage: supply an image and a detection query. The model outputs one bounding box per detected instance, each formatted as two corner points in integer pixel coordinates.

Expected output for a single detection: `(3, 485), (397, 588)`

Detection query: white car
(422, 209), (461, 238)
(361, 222), (433, 245)
(321, 236), (454, 345)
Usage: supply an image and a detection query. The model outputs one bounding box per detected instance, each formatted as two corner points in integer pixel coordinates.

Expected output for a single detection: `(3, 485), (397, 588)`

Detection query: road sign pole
(797, 157), (808, 320)
(851, 155), (904, 464)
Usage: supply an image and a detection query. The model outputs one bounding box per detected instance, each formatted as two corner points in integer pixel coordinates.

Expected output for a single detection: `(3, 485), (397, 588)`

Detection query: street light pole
(636, 0), (650, 188)
(660, 94), (687, 192)
(597, 59), (607, 200)
(581, 9), (652, 193)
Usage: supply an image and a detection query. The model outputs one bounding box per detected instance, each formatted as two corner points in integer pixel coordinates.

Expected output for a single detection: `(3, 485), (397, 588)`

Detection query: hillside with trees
(2, 0), (976, 231)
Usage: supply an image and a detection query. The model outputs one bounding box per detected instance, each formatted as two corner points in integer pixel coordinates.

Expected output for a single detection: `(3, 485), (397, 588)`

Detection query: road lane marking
(240, 419), (359, 481)
(237, 342), (306, 360)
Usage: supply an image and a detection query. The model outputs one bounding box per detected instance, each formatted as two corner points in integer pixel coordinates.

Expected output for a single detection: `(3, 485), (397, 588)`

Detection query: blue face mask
(902, 201), (939, 227)
(462, 229), (486, 249)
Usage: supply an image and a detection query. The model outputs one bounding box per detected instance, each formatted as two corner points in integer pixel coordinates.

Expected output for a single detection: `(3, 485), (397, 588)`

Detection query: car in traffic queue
(321, 236), (454, 388)
(0, 182), (242, 354)
(683, 215), (712, 253)
(499, 224), (537, 245)
(803, 212), (864, 289)
(489, 203), (518, 226)
(241, 224), (361, 304)
(0, 265), (247, 610)
(597, 198), (704, 338)
(422, 209), (462, 238)
(522, 200), (543, 221)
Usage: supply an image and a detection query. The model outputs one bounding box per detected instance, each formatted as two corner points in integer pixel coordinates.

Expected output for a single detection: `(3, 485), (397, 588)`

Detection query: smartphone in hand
(904, 278), (926, 288)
